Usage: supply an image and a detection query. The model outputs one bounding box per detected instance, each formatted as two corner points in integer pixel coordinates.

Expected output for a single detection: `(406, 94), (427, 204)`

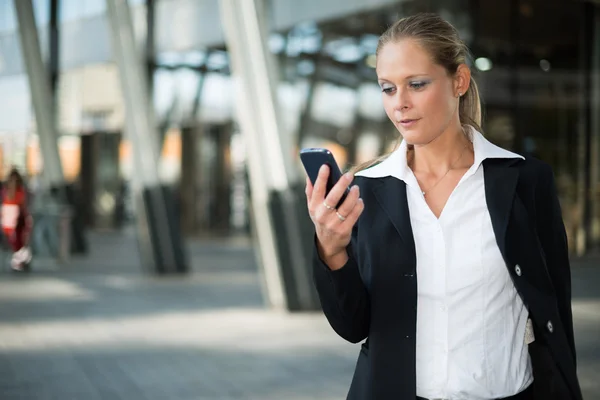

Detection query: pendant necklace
(414, 142), (470, 197)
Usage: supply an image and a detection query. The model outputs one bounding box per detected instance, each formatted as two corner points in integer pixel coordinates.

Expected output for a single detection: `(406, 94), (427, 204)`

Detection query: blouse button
(547, 320), (554, 333)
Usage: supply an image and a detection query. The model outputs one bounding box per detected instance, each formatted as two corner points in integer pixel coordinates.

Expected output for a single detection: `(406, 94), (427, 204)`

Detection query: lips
(397, 118), (420, 129)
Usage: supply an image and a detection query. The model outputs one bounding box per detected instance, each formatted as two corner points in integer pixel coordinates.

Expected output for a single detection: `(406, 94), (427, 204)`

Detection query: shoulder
(485, 154), (554, 184)
(484, 155), (558, 205)
(514, 156), (555, 186)
(507, 156), (559, 205)
(351, 175), (403, 206)
(352, 175), (397, 190)
(352, 175), (378, 196)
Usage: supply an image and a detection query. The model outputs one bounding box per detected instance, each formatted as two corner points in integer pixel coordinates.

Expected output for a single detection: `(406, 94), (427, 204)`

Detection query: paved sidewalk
(0, 230), (598, 399)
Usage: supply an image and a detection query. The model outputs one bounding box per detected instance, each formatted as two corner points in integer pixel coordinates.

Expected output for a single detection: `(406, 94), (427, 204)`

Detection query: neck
(409, 125), (473, 176)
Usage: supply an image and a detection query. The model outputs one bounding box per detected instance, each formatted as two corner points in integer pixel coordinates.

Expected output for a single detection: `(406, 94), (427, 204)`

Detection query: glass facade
(0, 0), (598, 252)
(271, 0), (600, 254)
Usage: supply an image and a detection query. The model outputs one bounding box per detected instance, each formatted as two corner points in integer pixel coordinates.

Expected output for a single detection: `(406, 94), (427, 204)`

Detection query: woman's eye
(381, 86), (395, 94)
(409, 81), (429, 90)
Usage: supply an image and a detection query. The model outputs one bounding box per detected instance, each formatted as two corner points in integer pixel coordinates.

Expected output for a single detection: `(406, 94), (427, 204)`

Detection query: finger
(324, 171), (354, 209)
(340, 197), (364, 228)
(305, 176), (314, 201)
(306, 178), (316, 220)
(335, 185), (360, 217)
(313, 196), (338, 226)
(311, 165), (330, 207)
(340, 198), (365, 230)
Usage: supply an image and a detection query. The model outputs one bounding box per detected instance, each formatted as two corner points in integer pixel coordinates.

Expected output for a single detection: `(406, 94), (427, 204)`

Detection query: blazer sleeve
(312, 223), (370, 344)
(535, 163), (576, 364)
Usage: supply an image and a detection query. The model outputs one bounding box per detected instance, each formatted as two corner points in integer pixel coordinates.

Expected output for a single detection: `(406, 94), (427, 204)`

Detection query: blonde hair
(351, 13), (482, 174)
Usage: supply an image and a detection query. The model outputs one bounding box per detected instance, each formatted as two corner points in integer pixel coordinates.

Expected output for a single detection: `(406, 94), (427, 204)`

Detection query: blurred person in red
(1, 168), (33, 271)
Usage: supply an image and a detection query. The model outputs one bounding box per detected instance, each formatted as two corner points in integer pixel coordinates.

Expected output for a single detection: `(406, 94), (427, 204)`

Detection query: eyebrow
(377, 74), (431, 83)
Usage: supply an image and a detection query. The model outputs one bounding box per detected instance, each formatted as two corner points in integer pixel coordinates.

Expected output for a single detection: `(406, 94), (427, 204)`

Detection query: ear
(454, 64), (471, 97)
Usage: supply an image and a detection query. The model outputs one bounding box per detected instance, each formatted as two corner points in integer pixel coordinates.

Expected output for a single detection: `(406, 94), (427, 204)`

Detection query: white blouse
(356, 128), (533, 399)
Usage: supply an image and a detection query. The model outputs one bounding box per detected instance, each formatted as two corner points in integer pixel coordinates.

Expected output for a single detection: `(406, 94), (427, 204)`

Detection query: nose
(392, 89), (410, 120)
(393, 88), (411, 111)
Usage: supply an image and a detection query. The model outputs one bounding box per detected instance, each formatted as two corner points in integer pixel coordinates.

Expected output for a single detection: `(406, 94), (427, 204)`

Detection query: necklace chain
(411, 142), (470, 197)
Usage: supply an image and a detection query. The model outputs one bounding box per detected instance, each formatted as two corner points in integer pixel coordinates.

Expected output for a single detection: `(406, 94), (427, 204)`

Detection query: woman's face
(7, 175), (17, 189)
(376, 39), (463, 146)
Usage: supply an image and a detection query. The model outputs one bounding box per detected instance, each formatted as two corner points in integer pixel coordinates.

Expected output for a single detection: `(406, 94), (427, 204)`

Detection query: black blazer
(313, 157), (583, 400)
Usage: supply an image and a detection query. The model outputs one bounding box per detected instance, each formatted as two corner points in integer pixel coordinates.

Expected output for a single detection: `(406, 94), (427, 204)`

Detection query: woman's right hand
(306, 165), (364, 269)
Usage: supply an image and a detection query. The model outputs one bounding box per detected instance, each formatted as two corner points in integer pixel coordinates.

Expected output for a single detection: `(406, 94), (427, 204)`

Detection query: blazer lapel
(369, 164), (518, 265)
(483, 158), (520, 261)
(371, 178), (416, 265)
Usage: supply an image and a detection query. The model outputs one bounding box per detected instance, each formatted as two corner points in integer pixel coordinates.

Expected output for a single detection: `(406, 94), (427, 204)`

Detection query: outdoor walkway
(0, 229), (598, 399)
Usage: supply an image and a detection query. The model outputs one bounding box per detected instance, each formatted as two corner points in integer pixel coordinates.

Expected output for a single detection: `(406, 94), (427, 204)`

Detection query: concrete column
(106, 0), (187, 274)
(13, 0), (64, 187)
(49, 0), (60, 119)
(220, 0), (319, 311)
(590, 7), (600, 247)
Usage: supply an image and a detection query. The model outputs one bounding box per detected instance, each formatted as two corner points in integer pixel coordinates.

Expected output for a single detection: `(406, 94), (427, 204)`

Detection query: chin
(399, 130), (429, 146)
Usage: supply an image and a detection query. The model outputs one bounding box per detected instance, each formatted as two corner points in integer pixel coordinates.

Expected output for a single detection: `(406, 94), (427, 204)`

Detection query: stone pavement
(0, 230), (598, 400)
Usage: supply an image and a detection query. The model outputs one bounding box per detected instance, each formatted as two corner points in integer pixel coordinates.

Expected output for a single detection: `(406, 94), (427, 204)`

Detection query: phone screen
(299, 148), (350, 208)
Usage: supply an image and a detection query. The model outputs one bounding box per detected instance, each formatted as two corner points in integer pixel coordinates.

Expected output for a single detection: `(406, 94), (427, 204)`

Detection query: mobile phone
(299, 148), (350, 208)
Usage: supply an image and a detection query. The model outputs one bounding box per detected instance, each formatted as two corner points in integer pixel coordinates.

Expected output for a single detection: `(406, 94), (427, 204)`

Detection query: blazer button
(515, 264), (522, 276)
(547, 320), (554, 333)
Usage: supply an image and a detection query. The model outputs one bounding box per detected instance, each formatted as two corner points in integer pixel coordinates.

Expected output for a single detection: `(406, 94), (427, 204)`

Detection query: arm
(535, 164), (576, 364)
(312, 223), (370, 344)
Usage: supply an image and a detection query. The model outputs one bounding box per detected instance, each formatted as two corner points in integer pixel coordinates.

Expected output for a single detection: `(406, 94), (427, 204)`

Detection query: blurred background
(0, 0), (598, 399)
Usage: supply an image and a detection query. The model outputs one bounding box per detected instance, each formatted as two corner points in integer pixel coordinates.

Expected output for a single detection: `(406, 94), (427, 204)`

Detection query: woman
(306, 13), (582, 400)
(1, 168), (32, 271)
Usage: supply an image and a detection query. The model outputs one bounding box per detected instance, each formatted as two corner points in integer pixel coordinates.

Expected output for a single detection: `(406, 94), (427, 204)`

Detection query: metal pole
(580, 2), (594, 253)
(146, 0), (155, 96)
(49, 0), (60, 116)
(591, 7), (600, 248)
(509, 0), (522, 153)
(220, 0), (318, 311)
(14, 0), (64, 188)
(220, 0), (286, 309)
(106, 0), (187, 274)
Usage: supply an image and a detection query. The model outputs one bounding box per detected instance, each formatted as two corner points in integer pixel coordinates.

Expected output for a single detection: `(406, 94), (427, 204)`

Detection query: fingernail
(320, 165), (327, 173)
(345, 172), (354, 181)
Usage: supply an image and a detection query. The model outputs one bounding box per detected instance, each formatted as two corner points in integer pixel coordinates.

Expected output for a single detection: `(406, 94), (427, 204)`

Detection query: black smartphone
(300, 148), (350, 208)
